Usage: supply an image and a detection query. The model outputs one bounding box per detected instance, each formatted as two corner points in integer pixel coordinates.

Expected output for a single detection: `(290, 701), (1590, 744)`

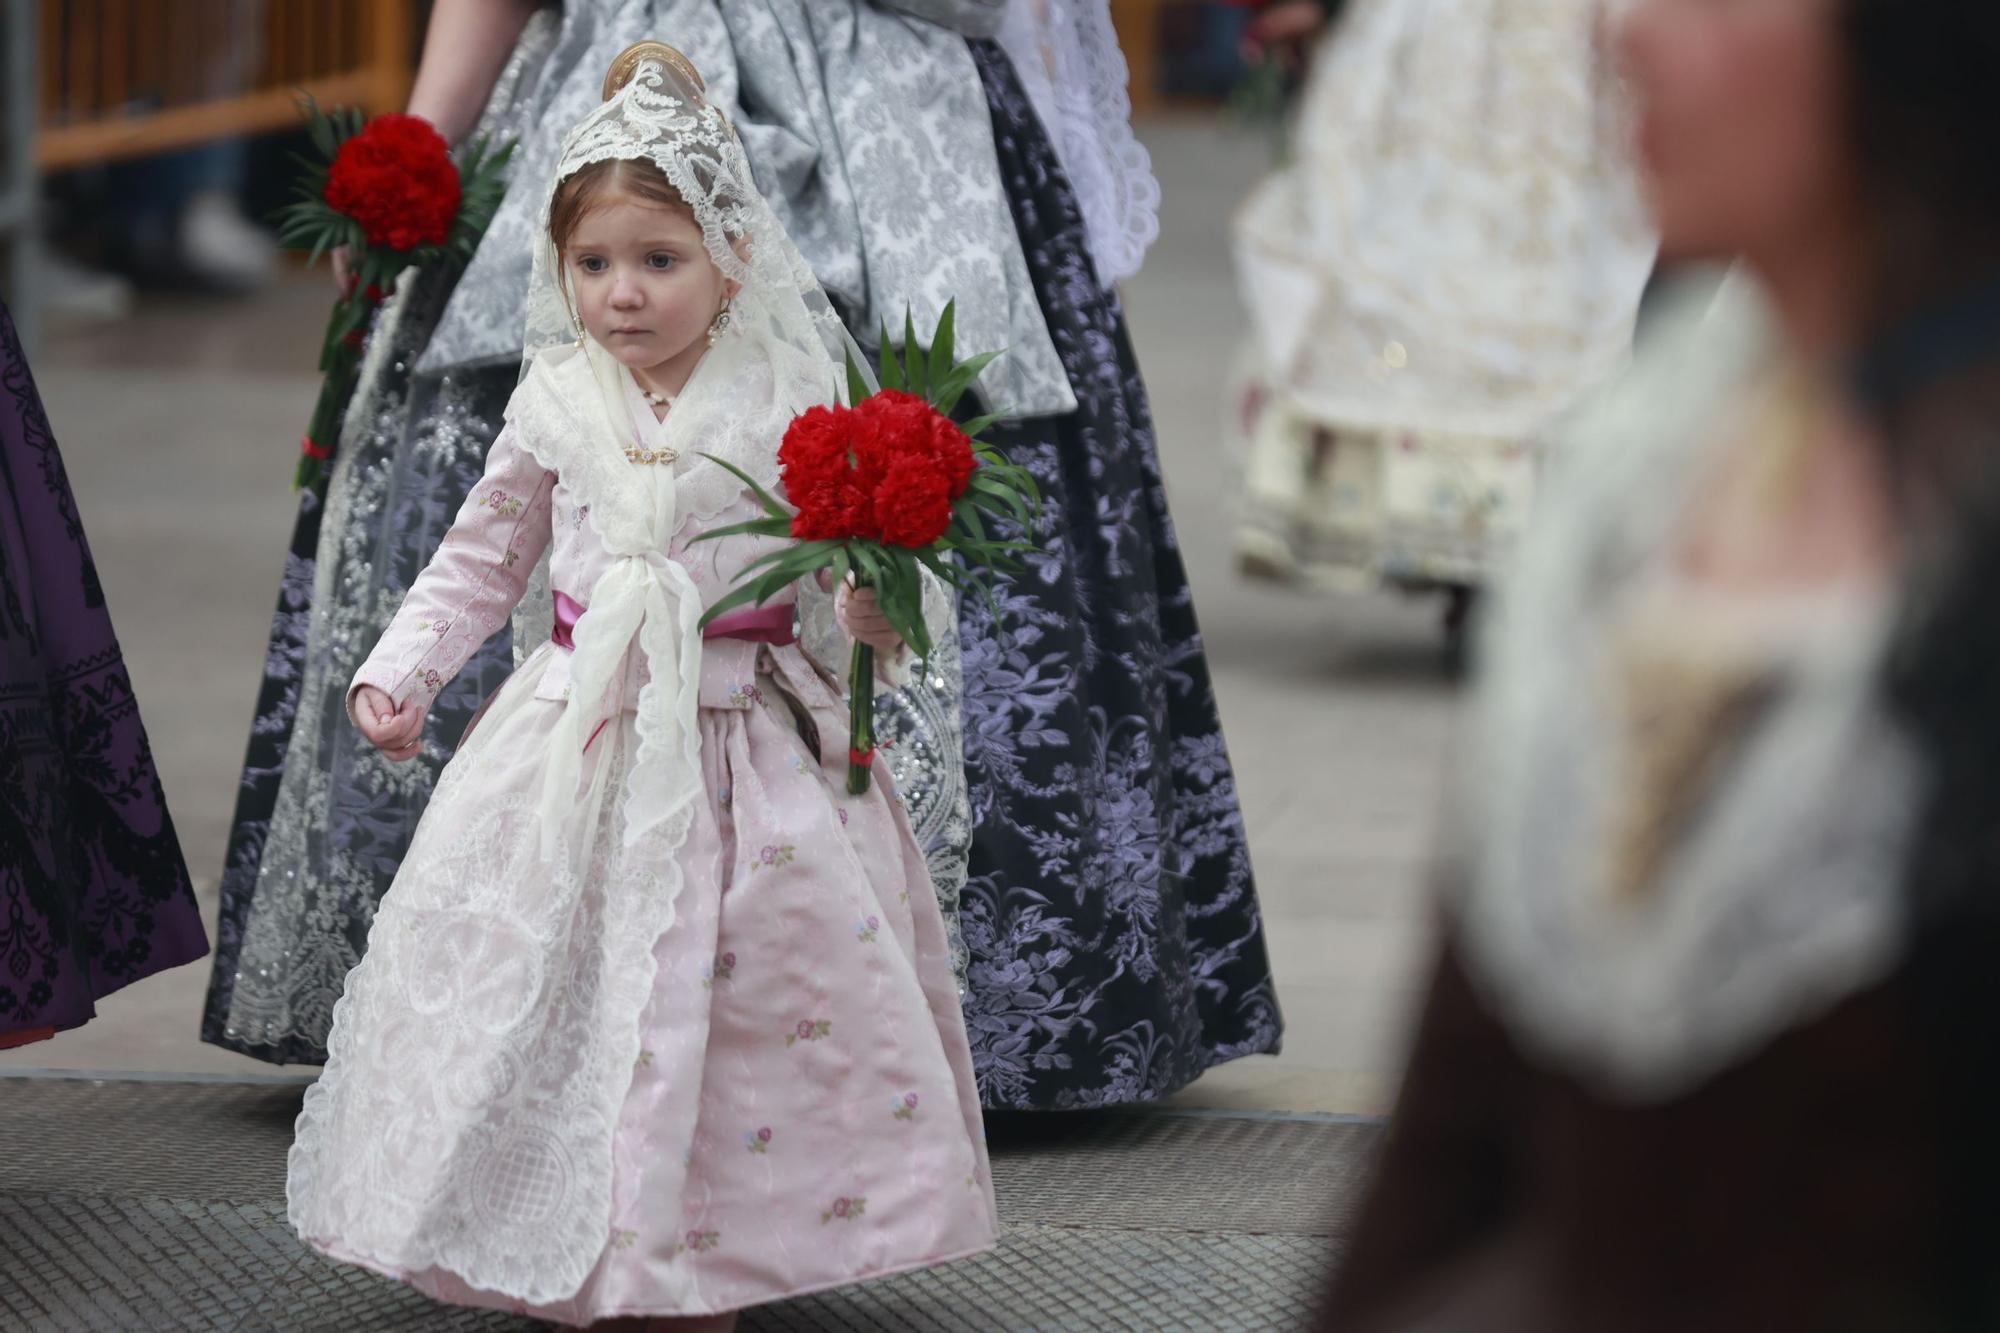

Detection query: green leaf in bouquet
(849, 541), (886, 590)
(301, 96), (338, 159)
(902, 308), (924, 400)
(692, 514), (792, 545)
(698, 579), (779, 628)
(915, 546), (976, 595)
(726, 540), (841, 585)
(927, 299), (957, 395)
(951, 495), (989, 545)
(968, 470), (1035, 526)
(876, 321), (904, 393)
(695, 452), (792, 521)
(845, 350), (873, 410)
(933, 350), (1004, 418)
(746, 564), (804, 612)
(958, 409), (1006, 439)
(886, 549), (931, 657)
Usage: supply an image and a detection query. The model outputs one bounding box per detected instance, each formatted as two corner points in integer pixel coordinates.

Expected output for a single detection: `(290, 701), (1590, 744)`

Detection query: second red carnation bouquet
(276, 102), (513, 490)
(699, 304), (1039, 794)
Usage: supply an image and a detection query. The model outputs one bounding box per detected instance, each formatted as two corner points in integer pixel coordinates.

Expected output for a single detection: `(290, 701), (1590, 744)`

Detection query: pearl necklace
(639, 386), (674, 408)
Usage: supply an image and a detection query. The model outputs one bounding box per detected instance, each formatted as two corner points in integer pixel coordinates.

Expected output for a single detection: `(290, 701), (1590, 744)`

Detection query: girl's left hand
(835, 582), (906, 656)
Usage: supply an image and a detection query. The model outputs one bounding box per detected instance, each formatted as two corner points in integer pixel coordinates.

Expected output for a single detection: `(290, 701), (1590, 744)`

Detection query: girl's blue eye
(579, 256), (608, 274)
(647, 252), (677, 270)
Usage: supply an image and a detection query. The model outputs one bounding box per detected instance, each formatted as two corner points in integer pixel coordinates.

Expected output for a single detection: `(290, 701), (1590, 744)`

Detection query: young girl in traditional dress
(286, 46), (997, 1331)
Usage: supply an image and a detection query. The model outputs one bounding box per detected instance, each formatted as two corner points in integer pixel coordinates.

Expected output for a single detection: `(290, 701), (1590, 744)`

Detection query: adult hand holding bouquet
(276, 104), (512, 490)
(700, 304), (1039, 795)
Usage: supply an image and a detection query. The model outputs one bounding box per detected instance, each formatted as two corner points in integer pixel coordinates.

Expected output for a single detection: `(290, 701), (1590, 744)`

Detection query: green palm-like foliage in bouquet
(697, 302), (1040, 794)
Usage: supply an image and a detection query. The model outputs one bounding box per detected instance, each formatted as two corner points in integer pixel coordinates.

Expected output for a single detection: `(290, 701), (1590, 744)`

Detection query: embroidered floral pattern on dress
(745, 1126), (773, 1155)
(893, 1092), (918, 1121)
(820, 1197), (866, 1225)
(705, 951), (737, 989)
(727, 683), (764, 708)
(950, 46), (1282, 1109)
(750, 845), (795, 873)
(856, 916), (880, 944)
(786, 1018), (832, 1047)
(611, 1229), (638, 1251)
(672, 1229), (721, 1257)
(486, 489), (524, 517)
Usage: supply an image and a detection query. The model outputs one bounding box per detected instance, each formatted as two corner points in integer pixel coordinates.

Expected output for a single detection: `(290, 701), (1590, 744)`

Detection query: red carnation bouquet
(276, 102), (513, 490)
(699, 305), (1039, 794)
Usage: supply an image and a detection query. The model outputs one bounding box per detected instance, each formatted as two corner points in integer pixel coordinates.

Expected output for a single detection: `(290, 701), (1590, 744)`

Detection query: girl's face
(563, 195), (735, 380)
(1616, 0), (1854, 264)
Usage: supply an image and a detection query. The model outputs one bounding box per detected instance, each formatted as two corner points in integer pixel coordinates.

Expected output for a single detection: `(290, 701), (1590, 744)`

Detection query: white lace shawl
(1454, 277), (1925, 1103)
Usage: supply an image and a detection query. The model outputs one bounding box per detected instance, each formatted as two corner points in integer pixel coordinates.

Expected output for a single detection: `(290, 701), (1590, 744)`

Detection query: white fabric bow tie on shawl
(527, 344), (706, 867)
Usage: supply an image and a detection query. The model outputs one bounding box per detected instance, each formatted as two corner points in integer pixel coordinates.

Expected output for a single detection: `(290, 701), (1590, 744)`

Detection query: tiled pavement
(0, 1078), (1374, 1331)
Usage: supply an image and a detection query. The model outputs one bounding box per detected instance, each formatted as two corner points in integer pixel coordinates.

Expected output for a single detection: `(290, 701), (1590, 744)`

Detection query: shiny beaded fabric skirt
(199, 265), (520, 1064)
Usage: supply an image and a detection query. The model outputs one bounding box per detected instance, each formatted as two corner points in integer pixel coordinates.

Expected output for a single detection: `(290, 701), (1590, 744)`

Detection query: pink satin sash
(551, 590), (587, 651)
(551, 592), (797, 651)
(551, 592), (794, 754)
(700, 604), (798, 645)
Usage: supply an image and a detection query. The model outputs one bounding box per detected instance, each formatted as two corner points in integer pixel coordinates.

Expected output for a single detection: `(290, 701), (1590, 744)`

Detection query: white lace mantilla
(1455, 278), (1925, 1103)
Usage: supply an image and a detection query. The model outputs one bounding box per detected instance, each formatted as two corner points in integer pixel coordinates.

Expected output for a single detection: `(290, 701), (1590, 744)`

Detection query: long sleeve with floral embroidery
(347, 425), (554, 725)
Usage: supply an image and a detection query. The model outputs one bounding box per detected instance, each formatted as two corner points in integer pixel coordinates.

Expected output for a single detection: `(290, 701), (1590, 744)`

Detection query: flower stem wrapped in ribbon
(698, 302), (1039, 795)
(275, 101), (513, 491)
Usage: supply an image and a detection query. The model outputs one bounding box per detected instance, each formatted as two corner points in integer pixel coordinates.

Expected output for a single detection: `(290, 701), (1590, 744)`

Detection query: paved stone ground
(0, 118), (1458, 1113)
(0, 1077), (1374, 1331)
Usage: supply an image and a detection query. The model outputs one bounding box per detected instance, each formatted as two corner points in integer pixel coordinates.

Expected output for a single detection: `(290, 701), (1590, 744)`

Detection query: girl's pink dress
(286, 347), (998, 1323)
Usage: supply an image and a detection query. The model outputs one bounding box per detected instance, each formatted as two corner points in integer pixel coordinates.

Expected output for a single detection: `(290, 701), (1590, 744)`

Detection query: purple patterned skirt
(0, 298), (206, 1043)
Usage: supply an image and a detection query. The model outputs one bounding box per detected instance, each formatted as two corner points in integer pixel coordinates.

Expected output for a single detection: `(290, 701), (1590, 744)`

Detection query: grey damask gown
(205, 2), (1279, 1111)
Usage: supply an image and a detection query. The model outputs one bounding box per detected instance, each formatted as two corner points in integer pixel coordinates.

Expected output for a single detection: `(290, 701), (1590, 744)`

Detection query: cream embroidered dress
(1232, 0), (1656, 594)
(285, 52), (998, 1322)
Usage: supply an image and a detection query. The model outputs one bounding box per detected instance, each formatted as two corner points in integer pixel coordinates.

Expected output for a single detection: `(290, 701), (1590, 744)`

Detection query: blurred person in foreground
(1322, 0), (2000, 1328)
(1231, 0), (1654, 656)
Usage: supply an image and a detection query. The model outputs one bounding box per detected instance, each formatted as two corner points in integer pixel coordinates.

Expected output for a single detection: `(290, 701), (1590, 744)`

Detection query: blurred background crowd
(3, 1), (1276, 335)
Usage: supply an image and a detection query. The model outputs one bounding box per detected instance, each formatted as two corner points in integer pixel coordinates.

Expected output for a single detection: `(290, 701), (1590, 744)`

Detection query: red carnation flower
(777, 390), (976, 549)
(777, 404), (853, 489)
(858, 390), (977, 499)
(324, 115), (461, 252)
(790, 478), (878, 542)
(874, 455), (954, 548)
